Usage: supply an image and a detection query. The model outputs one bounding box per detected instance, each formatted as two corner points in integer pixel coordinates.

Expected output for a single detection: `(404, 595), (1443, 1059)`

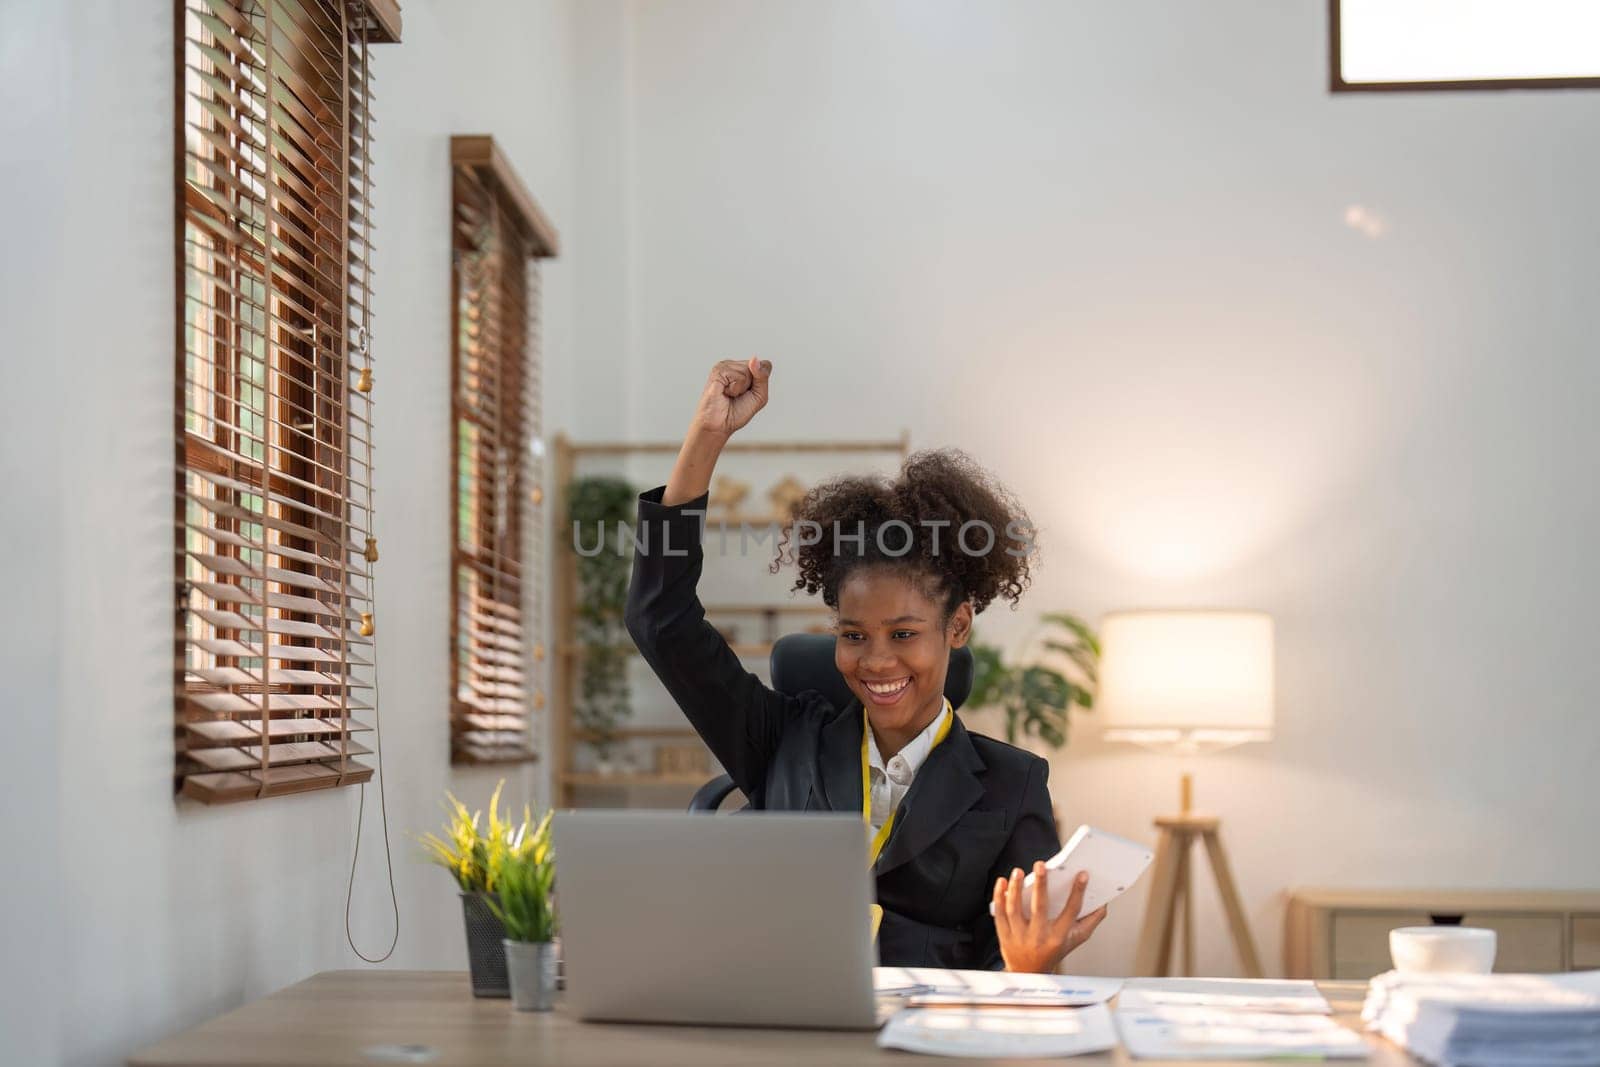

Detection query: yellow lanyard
(863, 700), (953, 939)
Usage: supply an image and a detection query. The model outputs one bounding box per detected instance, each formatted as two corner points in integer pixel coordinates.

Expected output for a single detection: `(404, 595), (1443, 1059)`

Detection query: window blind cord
(344, 759), (400, 961)
(342, 359), (398, 967)
(344, 579), (397, 961)
(343, 12), (398, 966)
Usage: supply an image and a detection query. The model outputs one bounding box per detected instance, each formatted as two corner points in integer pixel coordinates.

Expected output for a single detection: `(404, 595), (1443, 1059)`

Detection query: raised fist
(691, 357), (773, 439)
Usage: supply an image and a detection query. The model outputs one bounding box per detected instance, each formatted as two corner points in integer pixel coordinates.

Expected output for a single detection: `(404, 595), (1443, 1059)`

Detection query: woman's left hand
(993, 862), (1109, 973)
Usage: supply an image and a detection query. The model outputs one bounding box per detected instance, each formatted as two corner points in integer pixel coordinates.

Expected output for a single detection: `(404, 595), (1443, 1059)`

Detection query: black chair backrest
(770, 632), (975, 713)
(689, 634), (976, 812)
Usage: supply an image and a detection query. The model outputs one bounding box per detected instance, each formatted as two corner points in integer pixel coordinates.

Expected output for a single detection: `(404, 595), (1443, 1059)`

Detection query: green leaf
(1042, 612), (1101, 657)
(1018, 665), (1071, 709)
(966, 642), (1010, 709)
(1042, 640), (1099, 685)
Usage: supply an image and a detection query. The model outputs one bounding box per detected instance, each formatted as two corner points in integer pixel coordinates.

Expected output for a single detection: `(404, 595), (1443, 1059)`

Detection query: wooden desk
(130, 971), (1415, 1066)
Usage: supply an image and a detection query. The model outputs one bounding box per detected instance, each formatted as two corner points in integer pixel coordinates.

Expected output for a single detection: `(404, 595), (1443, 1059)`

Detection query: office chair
(686, 632), (976, 812)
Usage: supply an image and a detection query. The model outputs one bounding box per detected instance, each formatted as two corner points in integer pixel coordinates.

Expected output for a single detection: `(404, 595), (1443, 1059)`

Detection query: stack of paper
(1361, 969), (1600, 1067)
(1115, 978), (1368, 1059)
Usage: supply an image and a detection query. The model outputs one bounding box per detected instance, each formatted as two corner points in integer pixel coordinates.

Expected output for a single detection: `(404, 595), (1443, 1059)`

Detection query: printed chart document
(1118, 977), (1333, 1014)
(1117, 1004), (1368, 1060)
(874, 967), (1122, 1006)
(1115, 978), (1364, 1060)
(879, 1003), (1119, 1059)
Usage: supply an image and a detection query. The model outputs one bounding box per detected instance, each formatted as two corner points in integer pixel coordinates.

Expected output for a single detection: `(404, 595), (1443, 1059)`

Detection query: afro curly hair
(771, 448), (1036, 625)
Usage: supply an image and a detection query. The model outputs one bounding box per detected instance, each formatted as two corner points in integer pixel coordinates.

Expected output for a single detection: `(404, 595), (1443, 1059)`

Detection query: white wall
(579, 0), (1600, 977)
(1, 5), (68, 1060)
(0, 1), (579, 1062)
(6, 2), (1600, 1058)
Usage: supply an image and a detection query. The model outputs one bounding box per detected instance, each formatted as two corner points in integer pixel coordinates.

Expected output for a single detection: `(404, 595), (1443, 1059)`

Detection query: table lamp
(1097, 609), (1274, 978)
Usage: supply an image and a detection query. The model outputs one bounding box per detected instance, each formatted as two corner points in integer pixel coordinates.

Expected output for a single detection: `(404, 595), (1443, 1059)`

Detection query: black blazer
(623, 485), (1062, 970)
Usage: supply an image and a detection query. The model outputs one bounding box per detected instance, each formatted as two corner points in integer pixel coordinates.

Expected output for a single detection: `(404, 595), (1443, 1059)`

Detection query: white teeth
(865, 679), (909, 694)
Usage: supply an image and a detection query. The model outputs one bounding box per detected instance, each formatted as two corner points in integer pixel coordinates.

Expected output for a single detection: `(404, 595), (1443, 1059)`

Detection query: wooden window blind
(176, 0), (401, 804)
(449, 135), (559, 765)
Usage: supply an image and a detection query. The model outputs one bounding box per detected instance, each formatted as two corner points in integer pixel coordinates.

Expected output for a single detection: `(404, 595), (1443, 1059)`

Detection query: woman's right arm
(623, 359), (803, 797)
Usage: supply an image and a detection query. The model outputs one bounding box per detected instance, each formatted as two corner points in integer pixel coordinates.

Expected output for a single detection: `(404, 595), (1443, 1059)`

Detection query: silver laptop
(553, 810), (881, 1029)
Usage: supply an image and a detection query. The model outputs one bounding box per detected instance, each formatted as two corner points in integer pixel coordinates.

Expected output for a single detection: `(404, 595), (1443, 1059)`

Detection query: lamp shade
(1097, 610), (1275, 752)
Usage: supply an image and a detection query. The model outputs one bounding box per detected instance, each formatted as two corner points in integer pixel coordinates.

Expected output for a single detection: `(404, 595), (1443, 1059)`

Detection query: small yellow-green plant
(417, 779), (544, 893)
(485, 811), (557, 942)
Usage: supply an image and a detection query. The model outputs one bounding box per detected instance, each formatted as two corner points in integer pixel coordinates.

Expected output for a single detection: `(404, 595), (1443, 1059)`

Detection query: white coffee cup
(1389, 926), (1497, 974)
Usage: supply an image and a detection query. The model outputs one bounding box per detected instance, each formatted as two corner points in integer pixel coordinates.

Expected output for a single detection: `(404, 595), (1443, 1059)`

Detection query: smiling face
(834, 565), (973, 748)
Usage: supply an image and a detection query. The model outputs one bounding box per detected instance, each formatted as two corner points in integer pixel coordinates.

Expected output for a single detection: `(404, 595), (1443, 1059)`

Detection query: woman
(623, 357), (1107, 972)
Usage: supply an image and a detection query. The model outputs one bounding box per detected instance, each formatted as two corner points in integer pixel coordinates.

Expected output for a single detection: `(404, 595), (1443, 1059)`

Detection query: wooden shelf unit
(550, 432), (909, 807)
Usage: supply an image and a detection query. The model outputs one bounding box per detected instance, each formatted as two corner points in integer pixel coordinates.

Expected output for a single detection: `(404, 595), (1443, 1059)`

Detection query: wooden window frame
(448, 135), (559, 766)
(175, 0), (400, 804)
(1330, 0), (1600, 93)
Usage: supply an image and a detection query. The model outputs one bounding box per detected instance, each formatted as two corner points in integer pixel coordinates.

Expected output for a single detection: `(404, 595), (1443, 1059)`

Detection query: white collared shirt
(866, 697), (953, 836)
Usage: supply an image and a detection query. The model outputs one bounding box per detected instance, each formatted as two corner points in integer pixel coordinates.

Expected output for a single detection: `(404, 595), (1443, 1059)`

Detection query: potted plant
(417, 780), (538, 998)
(568, 476), (637, 763)
(485, 811), (558, 1011)
(968, 612), (1100, 747)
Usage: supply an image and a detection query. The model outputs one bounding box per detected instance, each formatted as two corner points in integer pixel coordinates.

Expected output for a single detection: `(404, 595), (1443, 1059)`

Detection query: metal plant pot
(504, 939), (558, 1012)
(460, 891), (509, 998)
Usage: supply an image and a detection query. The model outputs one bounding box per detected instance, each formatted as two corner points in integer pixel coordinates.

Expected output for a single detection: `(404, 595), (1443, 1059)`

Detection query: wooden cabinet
(1573, 916), (1600, 969)
(1327, 911), (1429, 979)
(1285, 889), (1600, 979)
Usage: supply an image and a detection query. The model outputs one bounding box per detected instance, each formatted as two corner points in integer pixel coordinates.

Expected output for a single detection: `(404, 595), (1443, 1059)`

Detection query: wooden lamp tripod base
(1132, 773), (1264, 978)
